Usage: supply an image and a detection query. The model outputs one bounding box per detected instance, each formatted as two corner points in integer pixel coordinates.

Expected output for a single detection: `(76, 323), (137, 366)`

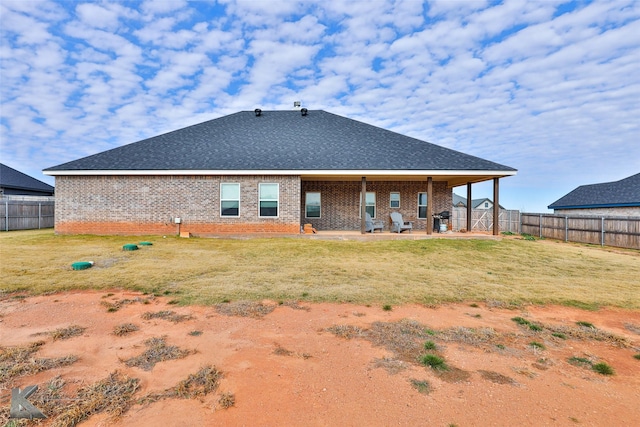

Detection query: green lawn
(1, 230), (639, 309)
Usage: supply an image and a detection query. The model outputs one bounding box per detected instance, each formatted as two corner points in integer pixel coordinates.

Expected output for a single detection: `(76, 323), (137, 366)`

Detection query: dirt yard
(1, 291), (639, 426)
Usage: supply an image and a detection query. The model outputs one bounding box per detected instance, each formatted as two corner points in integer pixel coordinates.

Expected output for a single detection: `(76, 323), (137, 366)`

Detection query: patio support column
(361, 176), (367, 234)
(427, 177), (433, 235)
(493, 177), (500, 235)
(466, 182), (472, 232)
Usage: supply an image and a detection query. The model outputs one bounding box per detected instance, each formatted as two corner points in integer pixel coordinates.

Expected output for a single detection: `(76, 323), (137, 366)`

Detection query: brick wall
(55, 175), (301, 236)
(554, 207), (640, 217)
(301, 180), (451, 231)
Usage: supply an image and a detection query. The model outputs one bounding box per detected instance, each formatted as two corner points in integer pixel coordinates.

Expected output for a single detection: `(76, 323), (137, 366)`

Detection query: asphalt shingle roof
(1, 163), (55, 193)
(45, 110), (515, 173)
(548, 173), (640, 209)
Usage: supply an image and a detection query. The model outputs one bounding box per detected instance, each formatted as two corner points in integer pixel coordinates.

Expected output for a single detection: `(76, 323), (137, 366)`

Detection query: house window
(484, 202), (489, 208)
(305, 192), (321, 218)
(360, 192), (376, 218)
(221, 183), (240, 217)
(390, 192), (400, 208)
(418, 192), (428, 219)
(259, 183), (279, 217)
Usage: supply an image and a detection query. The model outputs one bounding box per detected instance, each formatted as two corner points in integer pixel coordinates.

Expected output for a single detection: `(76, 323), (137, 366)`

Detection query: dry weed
(50, 325), (86, 341)
(0, 376), (68, 426)
(325, 324), (364, 339)
(215, 301), (276, 318)
(281, 300), (311, 311)
(478, 370), (517, 385)
(273, 344), (294, 357)
(433, 366), (472, 383)
(624, 322), (640, 335)
(545, 324), (629, 347)
(372, 357), (408, 374)
(101, 296), (154, 312)
(141, 310), (193, 323)
(218, 392), (236, 409)
(366, 320), (432, 363)
(0, 341), (77, 387)
(123, 336), (195, 371)
(52, 371), (139, 427)
(139, 365), (222, 404)
(438, 326), (499, 346)
(113, 323), (140, 336)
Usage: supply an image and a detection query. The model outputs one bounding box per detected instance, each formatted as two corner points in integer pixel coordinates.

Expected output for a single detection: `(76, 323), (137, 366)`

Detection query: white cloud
(1, 1), (639, 211)
(75, 3), (120, 30)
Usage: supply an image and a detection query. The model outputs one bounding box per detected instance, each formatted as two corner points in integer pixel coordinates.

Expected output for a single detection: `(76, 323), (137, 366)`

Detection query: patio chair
(365, 212), (384, 233)
(390, 212), (413, 233)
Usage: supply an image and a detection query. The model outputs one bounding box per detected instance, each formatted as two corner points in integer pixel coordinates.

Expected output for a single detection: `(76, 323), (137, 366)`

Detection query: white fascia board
(44, 169), (517, 177)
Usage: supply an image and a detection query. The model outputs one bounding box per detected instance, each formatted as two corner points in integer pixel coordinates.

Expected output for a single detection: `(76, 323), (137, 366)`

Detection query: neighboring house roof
(548, 173), (640, 209)
(452, 193), (504, 209)
(1, 163), (55, 194)
(44, 110), (516, 187)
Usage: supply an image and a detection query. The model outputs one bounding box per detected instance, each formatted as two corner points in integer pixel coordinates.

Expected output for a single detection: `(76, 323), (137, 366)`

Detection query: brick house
(1, 163), (55, 197)
(44, 109), (516, 236)
(548, 173), (640, 217)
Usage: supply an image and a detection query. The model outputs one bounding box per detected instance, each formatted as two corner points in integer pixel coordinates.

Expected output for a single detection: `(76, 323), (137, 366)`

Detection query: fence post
(565, 216), (568, 242)
(539, 214), (543, 238)
(5, 200), (8, 232)
(601, 217), (605, 246)
(38, 203), (42, 229)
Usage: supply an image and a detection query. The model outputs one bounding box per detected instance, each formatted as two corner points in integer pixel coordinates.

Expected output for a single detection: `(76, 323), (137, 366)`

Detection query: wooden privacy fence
(0, 198), (55, 231)
(451, 207), (520, 234)
(521, 213), (640, 249)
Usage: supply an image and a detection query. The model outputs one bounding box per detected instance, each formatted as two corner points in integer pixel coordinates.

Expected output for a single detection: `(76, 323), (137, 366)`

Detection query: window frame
(359, 192), (376, 218)
(390, 192), (400, 208)
(220, 183), (240, 217)
(418, 192), (428, 219)
(259, 183), (279, 218)
(305, 192), (321, 219)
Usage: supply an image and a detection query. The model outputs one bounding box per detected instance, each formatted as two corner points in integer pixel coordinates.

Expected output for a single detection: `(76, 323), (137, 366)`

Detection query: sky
(1, 0), (639, 212)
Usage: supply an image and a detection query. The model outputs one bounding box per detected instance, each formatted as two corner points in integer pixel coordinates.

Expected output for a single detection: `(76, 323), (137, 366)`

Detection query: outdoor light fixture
(254, 108), (262, 116)
(301, 108), (308, 116)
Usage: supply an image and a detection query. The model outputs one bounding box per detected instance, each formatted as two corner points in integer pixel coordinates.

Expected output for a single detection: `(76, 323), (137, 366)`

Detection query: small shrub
(633, 354), (640, 360)
(188, 330), (203, 336)
(469, 303), (479, 308)
(552, 332), (567, 339)
(421, 354), (448, 371)
(495, 344), (506, 350)
(592, 362), (614, 375)
(219, 392), (235, 408)
(424, 328), (436, 336)
(529, 341), (545, 350)
(528, 323), (543, 332)
(423, 340), (437, 351)
(382, 304), (392, 311)
(410, 379), (431, 394)
(568, 356), (592, 368)
(511, 317), (529, 326)
(576, 321), (595, 329)
(113, 323), (139, 336)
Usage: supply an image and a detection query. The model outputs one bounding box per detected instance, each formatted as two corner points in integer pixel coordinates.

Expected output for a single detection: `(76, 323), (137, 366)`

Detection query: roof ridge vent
(254, 108), (262, 117)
